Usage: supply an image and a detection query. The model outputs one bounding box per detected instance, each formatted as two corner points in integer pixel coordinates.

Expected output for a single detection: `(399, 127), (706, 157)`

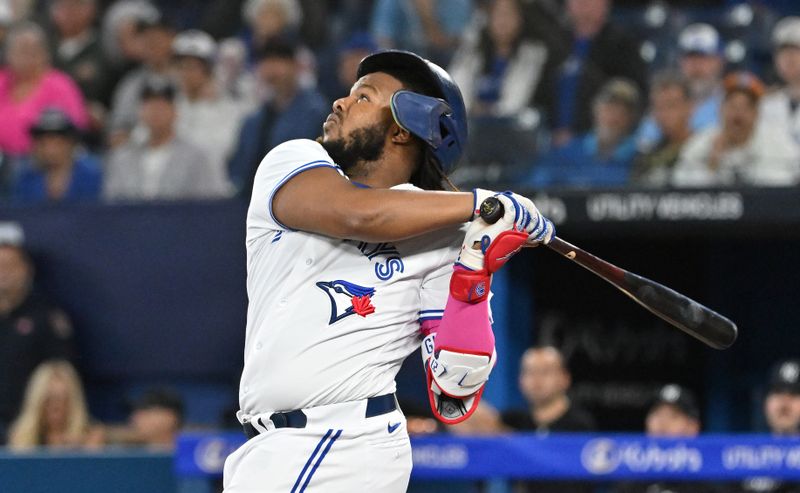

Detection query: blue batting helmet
(356, 50), (468, 174)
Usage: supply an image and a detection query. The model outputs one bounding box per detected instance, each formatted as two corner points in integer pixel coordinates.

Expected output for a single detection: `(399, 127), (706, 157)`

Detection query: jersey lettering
(357, 242), (405, 281)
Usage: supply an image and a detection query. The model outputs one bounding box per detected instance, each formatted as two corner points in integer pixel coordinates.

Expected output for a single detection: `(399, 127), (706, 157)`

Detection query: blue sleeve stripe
(419, 309), (445, 315)
(419, 316), (443, 322)
(267, 160), (337, 231)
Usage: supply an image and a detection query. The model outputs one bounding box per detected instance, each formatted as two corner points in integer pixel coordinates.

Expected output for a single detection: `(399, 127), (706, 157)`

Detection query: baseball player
(223, 50), (554, 492)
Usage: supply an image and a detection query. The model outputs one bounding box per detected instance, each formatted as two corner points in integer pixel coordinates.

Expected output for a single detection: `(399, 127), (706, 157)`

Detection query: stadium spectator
(370, 0), (473, 65)
(733, 360), (800, 493)
(529, 78), (641, 188)
(0, 21), (89, 157)
(448, 0), (548, 117)
(632, 72), (694, 186)
(215, 37), (258, 104)
(173, 29), (244, 195)
(241, 0), (302, 57)
(105, 388), (185, 450)
(319, 31), (378, 105)
(673, 72), (800, 187)
(760, 17), (800, 146)
(535, 0), (647, 146)
(100, 0), (159, 70)
(764, 359), (800, 436)
(645, 384), (701, 437)
(0, 242), (76, 441)
(613, 385), (716, 493)
(7, 360), (102, 449)
(503, 346), (595, 432)
(638, 23), (725, 149)
(104, 76), (227, 201)
(504, 346), (595, 493)
(108, 10), (176, 145)
(48, 0), (113, 110)
(227, 38), (327, 197)
(11, 108), (102, 203)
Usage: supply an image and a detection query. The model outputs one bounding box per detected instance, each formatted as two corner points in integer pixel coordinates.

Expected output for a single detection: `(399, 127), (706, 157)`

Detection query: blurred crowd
(1, 0), (800, 490)
(2, 0), (800, 202)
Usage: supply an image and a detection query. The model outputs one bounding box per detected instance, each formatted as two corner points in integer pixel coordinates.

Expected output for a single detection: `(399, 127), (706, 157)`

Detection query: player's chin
(321, 122), (340, 141)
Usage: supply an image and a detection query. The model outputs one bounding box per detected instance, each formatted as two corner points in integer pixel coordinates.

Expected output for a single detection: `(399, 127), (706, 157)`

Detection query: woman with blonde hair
(8, 360), (103, 449)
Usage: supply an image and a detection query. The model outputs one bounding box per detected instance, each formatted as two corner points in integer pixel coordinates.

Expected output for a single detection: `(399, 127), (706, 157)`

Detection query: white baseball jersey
(238, 139), (463, 420)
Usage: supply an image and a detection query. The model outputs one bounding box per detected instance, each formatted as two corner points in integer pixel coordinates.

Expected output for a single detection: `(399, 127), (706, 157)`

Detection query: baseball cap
(173, 29), (217, 63)
(29, 108), (79, 138)
(773, 17), (800, 49)
(679, 23), (722, 56)
(140, 75), (177, 101)
(768, 360), (800, 395)
(649, 384), (700, 420)
(723, 71), (765, 101)
(594, 78), (641, 112)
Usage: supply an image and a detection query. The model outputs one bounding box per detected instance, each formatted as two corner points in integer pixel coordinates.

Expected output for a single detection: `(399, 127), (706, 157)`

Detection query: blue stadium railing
(3, 433), (800, 493)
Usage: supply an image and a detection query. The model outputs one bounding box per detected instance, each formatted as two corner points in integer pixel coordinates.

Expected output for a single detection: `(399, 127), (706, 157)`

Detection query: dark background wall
(1, 192), (798, 431)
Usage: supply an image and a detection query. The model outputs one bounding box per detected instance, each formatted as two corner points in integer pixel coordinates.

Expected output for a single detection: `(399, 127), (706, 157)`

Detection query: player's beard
(321, 119), (392, 175)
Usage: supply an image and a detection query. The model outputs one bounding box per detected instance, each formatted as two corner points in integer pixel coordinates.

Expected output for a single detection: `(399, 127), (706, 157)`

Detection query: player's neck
(345, 154), (413, 189)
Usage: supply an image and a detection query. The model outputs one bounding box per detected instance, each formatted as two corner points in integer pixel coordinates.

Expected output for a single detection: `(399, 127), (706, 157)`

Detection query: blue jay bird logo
(316, 280), (376, 324)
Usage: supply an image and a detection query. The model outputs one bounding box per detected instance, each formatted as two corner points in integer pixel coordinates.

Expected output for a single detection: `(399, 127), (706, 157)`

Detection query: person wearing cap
(228, 37), (328, 197)
(0, 242), (76, 442)
(10, 108), (102, 204)
(673, 71), (800, 187)
(534, 0), (647, 147)
(108, 10), (177, 144)
(614, 385), (722, 493)
(529, 77), (641, 187)
(447, 0), (548, 118)
(632, 71), (695, 186)
(173, 29), (245, 196)
(0, 22), (90, 157)
(760, 17), (800, 146)
(764, 359), (800, 436)
(104, 76), (228, 201)
(730, 362), (800, 493)
(637, 23), (726, 150)
(645, 384), (701, 437)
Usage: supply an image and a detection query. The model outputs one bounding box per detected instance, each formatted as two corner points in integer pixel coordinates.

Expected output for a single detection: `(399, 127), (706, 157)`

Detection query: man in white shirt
(172, 29), (246, 196)
(673, 72), (800, 187)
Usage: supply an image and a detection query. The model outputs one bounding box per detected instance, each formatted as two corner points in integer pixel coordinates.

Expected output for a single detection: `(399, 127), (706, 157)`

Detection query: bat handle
(479, 197), (504, 224)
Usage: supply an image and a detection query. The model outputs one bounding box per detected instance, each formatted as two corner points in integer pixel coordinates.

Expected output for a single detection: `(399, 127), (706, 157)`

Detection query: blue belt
(243, 393), (397, 439)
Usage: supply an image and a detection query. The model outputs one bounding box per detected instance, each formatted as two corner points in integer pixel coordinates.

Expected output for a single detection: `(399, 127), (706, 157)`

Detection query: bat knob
(480, 197), (504, 224)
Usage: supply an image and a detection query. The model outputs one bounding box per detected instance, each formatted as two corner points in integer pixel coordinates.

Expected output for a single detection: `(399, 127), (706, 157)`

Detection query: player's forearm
(342, 189), (473, 242)
(272, 167), (474, 241)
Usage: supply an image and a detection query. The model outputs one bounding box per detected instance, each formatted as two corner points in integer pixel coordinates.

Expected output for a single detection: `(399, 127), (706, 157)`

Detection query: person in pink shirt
(0, 21), (89, 156)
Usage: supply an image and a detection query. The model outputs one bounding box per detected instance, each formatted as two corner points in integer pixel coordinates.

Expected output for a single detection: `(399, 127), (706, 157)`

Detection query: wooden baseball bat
(479, 197), (738, 350)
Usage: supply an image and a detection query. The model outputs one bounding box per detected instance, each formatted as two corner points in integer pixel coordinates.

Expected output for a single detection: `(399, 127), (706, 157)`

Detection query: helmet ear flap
(390, 90), (452, 149)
